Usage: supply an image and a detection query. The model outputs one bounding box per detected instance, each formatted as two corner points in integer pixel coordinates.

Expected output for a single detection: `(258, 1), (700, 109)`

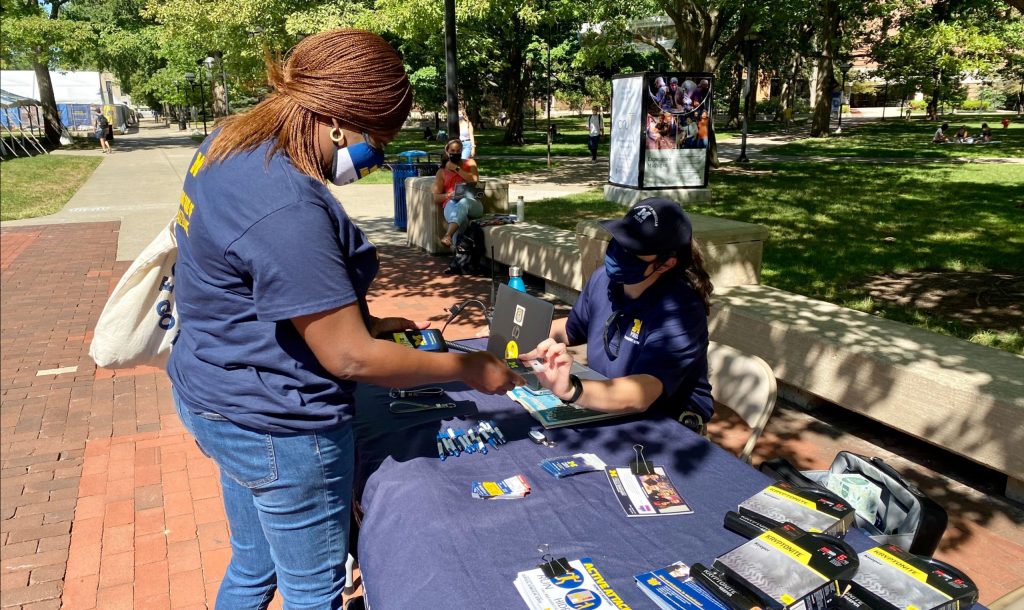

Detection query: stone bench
(707, 284), (1024, 500)
(478, 212), (770, 304)
(405, 176), (509, 255)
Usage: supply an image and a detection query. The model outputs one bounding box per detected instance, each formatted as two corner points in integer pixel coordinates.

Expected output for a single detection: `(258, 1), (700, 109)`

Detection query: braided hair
(206, 29), (412, 181)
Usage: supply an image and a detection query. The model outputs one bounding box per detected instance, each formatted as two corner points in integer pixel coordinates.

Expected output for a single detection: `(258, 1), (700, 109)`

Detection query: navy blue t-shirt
(167, 136), (379, 432)
(565, 267), (713, 421)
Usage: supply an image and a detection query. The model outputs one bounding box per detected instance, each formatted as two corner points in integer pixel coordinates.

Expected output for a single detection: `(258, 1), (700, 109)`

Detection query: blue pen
(457, 429), (474, 453)
(445, 428), (462, 456)
(436, 438), (446, 461)
(467, 429), (487, 454)
(488, 421), (507, 444)
(442, 435), (459, 456)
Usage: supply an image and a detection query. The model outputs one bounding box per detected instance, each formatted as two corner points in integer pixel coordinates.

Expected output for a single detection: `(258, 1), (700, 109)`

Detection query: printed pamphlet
(514, 557), (632, 610)
(635, 562), (731, 610)
(605, 467), (692, 517)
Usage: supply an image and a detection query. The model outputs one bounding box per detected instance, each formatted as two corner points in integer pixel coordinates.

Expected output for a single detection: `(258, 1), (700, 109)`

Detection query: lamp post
(173, 81), (187, 131)
(184, 70), (208, 136)
(835, 60), (853, 134)
(737, 33), (759, 164)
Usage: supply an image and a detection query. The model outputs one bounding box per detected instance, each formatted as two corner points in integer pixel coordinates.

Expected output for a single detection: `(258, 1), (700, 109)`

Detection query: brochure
(635, 562), (731, 610)
(514, 557), (632, 610)
(605, 467), (693, 517)
(540, 453), (607, 478)
(472, 474), (531, 499)
(508, 387), (623, 429)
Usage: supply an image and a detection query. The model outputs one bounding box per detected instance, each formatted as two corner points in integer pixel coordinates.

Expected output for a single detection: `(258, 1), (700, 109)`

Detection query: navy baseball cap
(600, 198), (693, 256)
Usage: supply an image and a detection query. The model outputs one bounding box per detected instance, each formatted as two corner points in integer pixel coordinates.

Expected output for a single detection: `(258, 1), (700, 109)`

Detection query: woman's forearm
(555, 375), (662, 414)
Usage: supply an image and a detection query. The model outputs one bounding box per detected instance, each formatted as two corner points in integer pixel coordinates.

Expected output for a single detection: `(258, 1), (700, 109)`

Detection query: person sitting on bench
(431, 138), (481, 249)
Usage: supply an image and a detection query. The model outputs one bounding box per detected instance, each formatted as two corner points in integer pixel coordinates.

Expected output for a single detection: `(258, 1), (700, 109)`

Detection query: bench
(479, 213), (770, 304)
(708, 284), (1024, 500)
(404, 176), (510, 254)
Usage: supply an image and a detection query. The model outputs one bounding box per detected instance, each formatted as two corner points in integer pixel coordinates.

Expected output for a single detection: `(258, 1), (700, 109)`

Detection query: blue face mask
(330, 133), (385, 186)
(604, 239), (653, 285)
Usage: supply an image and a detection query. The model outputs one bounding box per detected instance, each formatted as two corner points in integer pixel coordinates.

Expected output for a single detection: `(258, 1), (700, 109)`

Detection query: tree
(871, 0), (1013, 121)
(0, 0), (95, 144)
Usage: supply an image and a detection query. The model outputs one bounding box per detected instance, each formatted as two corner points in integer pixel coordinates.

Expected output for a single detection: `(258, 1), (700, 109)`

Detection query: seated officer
(521, 199), (714, 433)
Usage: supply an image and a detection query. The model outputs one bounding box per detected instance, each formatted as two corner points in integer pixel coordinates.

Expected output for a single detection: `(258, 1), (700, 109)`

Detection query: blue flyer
(635, 562), (730, 610)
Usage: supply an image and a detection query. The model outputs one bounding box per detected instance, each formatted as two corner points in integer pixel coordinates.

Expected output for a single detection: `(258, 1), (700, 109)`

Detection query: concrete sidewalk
(1, 121), (1021, 609)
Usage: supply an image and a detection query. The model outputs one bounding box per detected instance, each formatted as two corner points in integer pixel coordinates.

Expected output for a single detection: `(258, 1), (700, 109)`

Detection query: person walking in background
(168, 29), (522, 609)
(94, 109), (111, 154)
(458, 104), (475, 159)
(587, 106), (604, 162)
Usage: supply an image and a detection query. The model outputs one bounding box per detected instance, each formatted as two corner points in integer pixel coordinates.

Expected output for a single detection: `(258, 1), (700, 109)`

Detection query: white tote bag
(90, 219), (179, 368)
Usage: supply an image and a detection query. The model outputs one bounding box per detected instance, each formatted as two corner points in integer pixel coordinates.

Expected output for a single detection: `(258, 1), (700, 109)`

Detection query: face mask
(604, 239), (653, 285)
(330, 132), (385, 186)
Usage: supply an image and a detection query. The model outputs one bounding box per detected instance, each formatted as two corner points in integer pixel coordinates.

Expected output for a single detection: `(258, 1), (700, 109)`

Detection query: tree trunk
(810, 55), (835, 136)
(502, 18), (529, 144)
(810, 0), (840, 137)
(725, 60), (743, 129)
(212, 81), (227, 118)
(33, 60), (62, 146)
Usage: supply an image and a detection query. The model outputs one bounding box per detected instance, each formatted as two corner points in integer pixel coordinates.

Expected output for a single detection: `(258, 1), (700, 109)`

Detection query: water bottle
(516, 196), (525, 222)
(508, 266), (526, 292)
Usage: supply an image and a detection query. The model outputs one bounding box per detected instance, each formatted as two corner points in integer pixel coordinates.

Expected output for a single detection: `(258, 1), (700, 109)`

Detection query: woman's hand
(519, 339), (575, 400)
(460, 351), (524, 394)
(369, 316), (428, 338)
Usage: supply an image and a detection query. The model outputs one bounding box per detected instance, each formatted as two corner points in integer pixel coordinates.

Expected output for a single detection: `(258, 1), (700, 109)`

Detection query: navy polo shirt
(565, 267), (713, 421)
(167, 135), (378, 432)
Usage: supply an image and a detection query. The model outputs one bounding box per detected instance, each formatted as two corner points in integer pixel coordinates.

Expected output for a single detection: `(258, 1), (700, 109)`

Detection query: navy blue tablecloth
(352, 370), (982, 609)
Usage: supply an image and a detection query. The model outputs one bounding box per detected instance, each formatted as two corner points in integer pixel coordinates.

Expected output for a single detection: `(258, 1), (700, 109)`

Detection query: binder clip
(537, 544), (571, 578)
(629, 443), (655, 475)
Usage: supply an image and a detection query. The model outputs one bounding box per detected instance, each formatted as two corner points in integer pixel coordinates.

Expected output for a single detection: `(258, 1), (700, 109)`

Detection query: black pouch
(760, 452), (947, 556)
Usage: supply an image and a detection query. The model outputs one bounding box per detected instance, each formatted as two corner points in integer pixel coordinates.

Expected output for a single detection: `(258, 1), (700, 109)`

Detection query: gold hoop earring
(329, 127), (344, 143)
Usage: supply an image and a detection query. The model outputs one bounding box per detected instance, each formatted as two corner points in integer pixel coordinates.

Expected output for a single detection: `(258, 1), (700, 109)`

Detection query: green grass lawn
(388, 115), (610, 158)
(360, 157), (556, 185)
(768, 114), (1023, 159)
(0, 154), (103, 221)
(528, 161), (1024, 353)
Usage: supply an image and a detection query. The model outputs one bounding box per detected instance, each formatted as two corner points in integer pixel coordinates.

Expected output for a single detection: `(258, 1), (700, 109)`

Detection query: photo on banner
(642, 73), (714, 188)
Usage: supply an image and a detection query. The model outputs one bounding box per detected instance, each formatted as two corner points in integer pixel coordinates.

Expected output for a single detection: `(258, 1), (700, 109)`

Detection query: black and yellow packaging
(738, 481), (855, 537)
(849, 545), (978, 610)
(713, 522), (858, 610)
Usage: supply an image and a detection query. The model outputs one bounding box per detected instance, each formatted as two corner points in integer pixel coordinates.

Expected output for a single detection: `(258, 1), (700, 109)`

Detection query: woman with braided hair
(168, 29), (523, 609)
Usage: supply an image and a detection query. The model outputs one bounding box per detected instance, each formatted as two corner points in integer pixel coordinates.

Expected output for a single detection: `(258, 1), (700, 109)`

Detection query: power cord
(440, 299), (492, 337)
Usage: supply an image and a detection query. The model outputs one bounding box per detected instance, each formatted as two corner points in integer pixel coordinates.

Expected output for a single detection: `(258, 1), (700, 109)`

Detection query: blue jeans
(460, 138), (473, 159)
(588, 134), (600, 159)
(443, 195), (484, 239)
(172, 390), (353, 610)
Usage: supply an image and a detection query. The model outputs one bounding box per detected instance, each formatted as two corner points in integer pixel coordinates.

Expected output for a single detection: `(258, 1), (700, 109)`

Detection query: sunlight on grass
(527, 161), (1024, 353)
(1, 155), (103, 221)
(769, 114), (1023, 159)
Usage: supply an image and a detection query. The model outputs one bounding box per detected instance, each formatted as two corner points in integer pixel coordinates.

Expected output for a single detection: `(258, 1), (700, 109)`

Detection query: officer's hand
(461, 351), (524, 395)
(520, 339), (574, 400)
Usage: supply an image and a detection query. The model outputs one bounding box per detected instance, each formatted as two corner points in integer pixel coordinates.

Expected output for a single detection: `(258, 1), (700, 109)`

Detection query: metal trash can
(390, 162), (417, 231)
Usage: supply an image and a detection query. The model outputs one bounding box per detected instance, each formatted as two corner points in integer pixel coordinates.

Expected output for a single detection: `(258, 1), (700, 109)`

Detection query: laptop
(487, 284), (555, 362)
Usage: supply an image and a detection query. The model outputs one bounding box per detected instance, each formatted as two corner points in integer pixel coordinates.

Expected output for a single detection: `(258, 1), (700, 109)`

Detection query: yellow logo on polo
(189, 151), (205, 176)
(631, 319), (643, 334)
(505, 340), (518, 360)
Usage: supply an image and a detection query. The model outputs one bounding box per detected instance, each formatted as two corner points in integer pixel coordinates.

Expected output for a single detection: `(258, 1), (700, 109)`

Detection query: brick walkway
(2, 221), (1021, 609)
(0, 221), (493, 609)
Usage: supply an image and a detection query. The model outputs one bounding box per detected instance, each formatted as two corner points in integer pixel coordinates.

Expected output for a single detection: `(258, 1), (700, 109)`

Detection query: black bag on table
(760, 451), (948, 557)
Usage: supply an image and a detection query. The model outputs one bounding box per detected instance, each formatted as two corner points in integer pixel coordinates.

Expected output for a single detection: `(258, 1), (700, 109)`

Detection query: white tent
(0, 70), (118, 105)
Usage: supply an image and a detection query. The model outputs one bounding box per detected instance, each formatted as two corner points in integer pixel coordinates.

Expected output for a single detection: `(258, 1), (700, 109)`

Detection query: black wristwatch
(563, 374), (584, 405)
